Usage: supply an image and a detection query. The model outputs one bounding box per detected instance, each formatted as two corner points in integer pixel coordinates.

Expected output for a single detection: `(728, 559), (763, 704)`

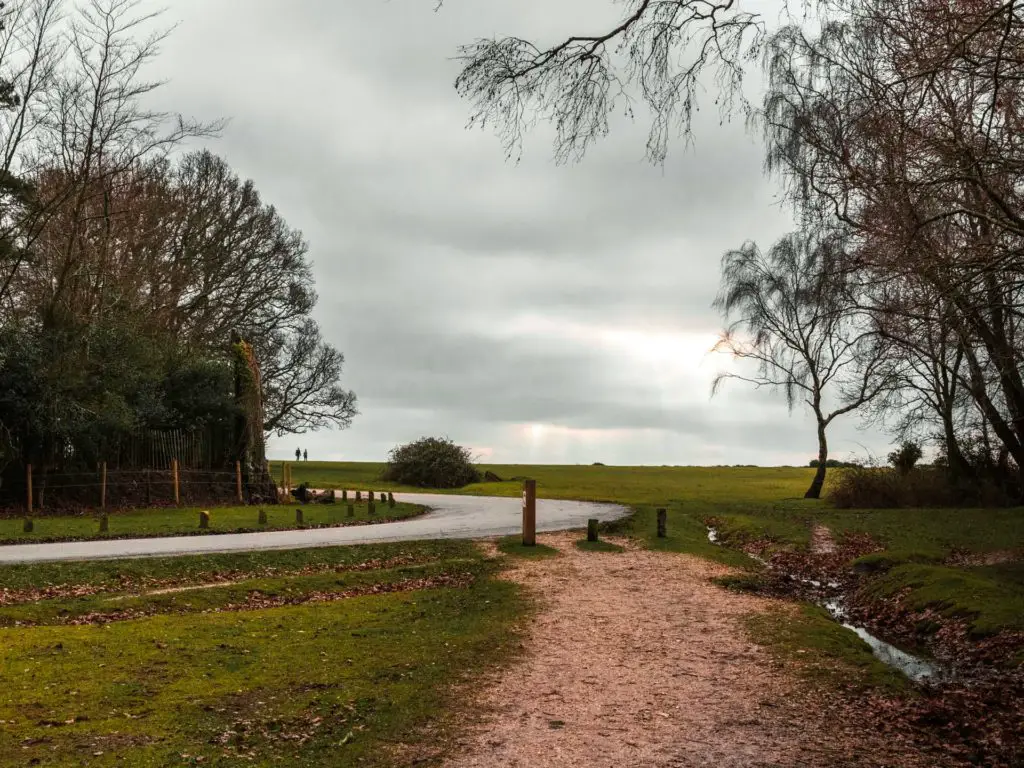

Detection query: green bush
(380, 437), (481, 489)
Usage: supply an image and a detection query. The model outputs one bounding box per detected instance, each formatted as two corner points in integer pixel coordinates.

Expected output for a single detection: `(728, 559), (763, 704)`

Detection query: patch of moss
(853, 550), (945, 573)
(712, 573), (768, 594)
(862, 563), (1024, 637)
(746, 604), (912, 695)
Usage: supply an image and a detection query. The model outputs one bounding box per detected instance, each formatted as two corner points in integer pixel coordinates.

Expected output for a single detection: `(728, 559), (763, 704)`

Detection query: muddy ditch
(705, 521), (1024, 767)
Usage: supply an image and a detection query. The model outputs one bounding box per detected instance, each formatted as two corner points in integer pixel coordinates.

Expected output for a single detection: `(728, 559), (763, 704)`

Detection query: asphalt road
(0, 493), (630, 564)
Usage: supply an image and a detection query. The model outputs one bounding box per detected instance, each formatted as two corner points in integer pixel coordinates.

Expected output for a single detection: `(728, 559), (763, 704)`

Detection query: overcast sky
(147, 0), (891, 466)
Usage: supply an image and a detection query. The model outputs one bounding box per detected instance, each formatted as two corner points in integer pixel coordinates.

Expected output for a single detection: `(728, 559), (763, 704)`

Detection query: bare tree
(761, 0), (1024, 484)
(258, 320), (358, 436)
(450, 0), (766, 163)
(713, 230), (890, 497)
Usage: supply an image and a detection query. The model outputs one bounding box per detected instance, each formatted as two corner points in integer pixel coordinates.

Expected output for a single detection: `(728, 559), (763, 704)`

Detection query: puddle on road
(706, 526), (949, 684)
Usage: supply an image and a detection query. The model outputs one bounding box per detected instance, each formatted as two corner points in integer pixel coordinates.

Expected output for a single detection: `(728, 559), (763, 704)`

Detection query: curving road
(0, 493), (630, 564)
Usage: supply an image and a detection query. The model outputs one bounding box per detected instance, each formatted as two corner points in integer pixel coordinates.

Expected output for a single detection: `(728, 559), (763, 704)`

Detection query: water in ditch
(707, 526), (949, 684)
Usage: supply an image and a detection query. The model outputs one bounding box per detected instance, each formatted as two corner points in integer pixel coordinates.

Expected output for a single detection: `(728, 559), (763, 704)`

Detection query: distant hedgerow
(380, 437), (481, 489)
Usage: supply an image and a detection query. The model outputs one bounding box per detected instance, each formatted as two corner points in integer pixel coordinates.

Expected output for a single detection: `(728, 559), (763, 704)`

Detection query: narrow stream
(707, 527), (949, 684)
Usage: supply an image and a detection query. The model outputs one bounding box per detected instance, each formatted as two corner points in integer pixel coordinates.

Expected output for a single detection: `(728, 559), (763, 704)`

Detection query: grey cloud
(138, 0), (889, 464)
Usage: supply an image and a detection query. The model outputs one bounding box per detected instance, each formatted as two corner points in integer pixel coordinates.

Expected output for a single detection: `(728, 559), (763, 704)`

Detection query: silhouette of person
(295, 447), (301, 462)
(303, 449), (308, 462)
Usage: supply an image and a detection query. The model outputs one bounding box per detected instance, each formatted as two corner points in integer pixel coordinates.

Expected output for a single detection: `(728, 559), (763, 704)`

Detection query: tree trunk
(805, 420), (828, 499)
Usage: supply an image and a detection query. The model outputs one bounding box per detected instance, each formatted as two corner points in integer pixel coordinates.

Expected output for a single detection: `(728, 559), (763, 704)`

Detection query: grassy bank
(0, 540), (525, 766)
(1, 501), (425, 545)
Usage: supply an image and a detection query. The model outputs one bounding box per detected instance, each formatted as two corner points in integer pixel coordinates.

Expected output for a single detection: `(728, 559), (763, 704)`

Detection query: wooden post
(657, 508), (667, 538)
(522, 479), (536, 547)
(26, 463), (32, 516)
(199, 510), (210, 529)
(258, 508), (268, 526)
(368, 499), (376, 516)
(346, 503), (354, 518)
(295, 507), (304, 525)
(235, 461), (243, 504)
(387, 492), (395, 508)
(172, 459), (180, 506)
(342, 489), (348, 503)
(100, 462), (107, 512)
(356, 490), (362, 503)
(587, 518), (599, 542)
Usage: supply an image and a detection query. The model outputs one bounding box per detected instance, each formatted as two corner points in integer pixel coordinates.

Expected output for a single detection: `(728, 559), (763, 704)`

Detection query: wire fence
(0, 463), (279, 518)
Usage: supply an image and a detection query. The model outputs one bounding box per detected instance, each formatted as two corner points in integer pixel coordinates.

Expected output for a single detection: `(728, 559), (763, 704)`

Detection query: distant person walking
(295, 447), (301, 462)
(303, 449), (308, 462)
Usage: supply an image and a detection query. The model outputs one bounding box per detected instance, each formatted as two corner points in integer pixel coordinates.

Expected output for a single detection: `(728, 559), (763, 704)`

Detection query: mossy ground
(0, 541), (524, 766)
(1, 501), (424, 544)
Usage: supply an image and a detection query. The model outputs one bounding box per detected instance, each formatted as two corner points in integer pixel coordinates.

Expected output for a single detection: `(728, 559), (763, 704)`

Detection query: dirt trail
(444, 533), (933, 768)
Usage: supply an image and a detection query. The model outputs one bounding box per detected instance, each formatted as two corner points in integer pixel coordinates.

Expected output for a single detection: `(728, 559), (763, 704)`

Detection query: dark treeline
(0, 0), (355, 478)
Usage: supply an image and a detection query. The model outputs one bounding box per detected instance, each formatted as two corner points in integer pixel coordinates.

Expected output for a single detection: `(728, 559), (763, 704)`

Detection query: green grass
(573, 539), (625, 553)
(0, 539), (526, 766)
(606, 504), (759, 569)
(0, 540), (477, 593)
(2, 501), (424, 544)
(285, 461), (817, 505)
(861, 562), (1024, 639)
(495, 537), (559, 559)
(746, 604), (912, 694)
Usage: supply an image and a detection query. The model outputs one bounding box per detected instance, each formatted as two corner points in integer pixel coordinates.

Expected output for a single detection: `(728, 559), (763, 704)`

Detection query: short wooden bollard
(199, 510), (210, 529)
(295, 508), (304, 525)
(387, 492), (395, 508)
(172, 459), (181, 506)
(346, 503), (354, 518)
(368, 500), (376, 516)
(522, 479), (537, 547)
(258, 508), (268, 526)
(587, 518), (599, 542)
(235, 460), (244, 504)
(342, 489), (348, 502)
(99, 514), (109, 533)
(22, 517), (33, 533)
(355, 490), (362, 502)
(100, 462), (107, 512)
(656, 508), (667, 538)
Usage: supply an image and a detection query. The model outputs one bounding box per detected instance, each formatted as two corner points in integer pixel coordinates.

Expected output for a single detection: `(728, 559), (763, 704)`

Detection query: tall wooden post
(100, 462), (107, 512)
(657, 508), (667, 538)
(172, 458), (180, 506)
(25, 463), (33, 515)
(235, 461), (243, 504)
(522, 479), (537, 547)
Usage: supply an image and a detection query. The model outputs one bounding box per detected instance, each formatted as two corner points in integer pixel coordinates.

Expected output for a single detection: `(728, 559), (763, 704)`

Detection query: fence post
(235, 461), (243, 504)
(100, 462), (107, 512)
(25, 463), (32, 516)
(522, 479), (536, 547)
(587, 518), (599, 542)
(172, 458), (180, 506)
(657, 508), (667, 538)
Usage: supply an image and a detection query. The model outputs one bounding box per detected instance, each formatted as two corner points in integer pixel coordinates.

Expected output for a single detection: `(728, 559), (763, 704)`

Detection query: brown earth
(442, 533), (948, 768)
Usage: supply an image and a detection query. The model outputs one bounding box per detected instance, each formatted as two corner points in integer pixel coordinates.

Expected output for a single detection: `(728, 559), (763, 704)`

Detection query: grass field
(0, 539), (525, 766)
(283, 461), (816, 505)
(2, 501), (424, 545)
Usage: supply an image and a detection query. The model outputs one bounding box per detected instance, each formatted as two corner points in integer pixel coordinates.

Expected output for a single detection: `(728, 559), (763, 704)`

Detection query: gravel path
(0, 493), (628, 564)
(443, 533), (935, 768)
